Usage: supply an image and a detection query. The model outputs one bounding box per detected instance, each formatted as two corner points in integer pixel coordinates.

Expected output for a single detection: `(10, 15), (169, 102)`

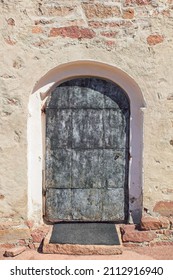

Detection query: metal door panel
(45, 78), (130, 222)
(45, 149), (72, 189)
(102, 188), (124, 220)
(71, 189), (102, 221)
(72, 150), (104, 189)
(72, 110), (104, 149)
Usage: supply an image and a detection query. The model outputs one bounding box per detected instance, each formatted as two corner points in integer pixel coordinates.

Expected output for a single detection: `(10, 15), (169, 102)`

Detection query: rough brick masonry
(0, 0), (173, 245)
(120, 215), (173, 247)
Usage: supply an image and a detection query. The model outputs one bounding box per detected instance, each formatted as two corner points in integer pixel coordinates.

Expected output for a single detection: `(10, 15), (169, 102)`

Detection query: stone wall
(120, 215), (173, 247)
(0, 0), (173, 242)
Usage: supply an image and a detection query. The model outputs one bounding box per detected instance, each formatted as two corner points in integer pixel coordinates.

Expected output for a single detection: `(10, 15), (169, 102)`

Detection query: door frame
(28, 60), (146, 224)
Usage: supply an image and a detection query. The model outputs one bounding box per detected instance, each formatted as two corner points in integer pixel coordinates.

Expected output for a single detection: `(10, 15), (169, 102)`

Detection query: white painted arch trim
(28, 60), (146, 224)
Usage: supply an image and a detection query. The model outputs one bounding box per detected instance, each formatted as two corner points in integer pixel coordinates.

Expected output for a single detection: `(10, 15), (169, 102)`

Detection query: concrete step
(43, 223), (122, 255)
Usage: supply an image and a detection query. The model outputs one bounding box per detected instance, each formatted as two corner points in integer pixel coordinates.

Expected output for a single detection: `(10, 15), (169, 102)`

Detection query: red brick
(153, 201), (173, 217)
(4, 246), (26, 257)
(122, 231), (157, 242)
(0, 194), (5, 200)
(159, 217), (170, 228)
(88, 21), (104, 28)
(31, 227), (50, 243)
(140, 216), (169, 230)
(100, 31), (117, 38)
(32, 26), (43, 34)
(122, 8), (135, 19)
(49, 26), (95, 39)
(25, 220), (34, 229)
(140, 216), (162, 230)
(82, 3), (121, 19)
(147, 35), (164, 46)
(31, 230), (45, 243)
(120, 224), (136, 234)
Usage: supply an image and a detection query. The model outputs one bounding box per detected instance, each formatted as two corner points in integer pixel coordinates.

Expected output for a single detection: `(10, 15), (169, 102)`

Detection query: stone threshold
(42, 225), (122, 255)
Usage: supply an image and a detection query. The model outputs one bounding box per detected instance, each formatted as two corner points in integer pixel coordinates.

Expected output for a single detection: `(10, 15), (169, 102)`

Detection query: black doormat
(49, 223), (120, 245)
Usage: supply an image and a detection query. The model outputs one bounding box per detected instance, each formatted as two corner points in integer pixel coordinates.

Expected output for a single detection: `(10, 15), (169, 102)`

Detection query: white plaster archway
(27, 60), (146, 224)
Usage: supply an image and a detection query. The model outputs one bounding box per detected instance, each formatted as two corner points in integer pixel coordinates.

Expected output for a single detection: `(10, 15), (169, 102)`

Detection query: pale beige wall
(0, 0), (173, 225)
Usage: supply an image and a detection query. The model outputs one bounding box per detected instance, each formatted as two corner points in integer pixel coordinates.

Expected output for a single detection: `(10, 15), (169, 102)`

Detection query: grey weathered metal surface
(45, 78), (130, 222)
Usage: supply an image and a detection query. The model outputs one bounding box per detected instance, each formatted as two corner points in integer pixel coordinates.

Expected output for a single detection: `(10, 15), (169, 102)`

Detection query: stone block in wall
(122, 8), (135, 19)
(49, 26), (95, 39)
(147, 35), (164, 46)
(0, 229), (30, 243)
(140, 216), (170, 230)
(159, 217), (170, 229)
(31, 226), (50, 243)
(120, 224), (136, 234)
(25, 220), (34, 229)
(122, 230), (157, 242)
(82, 3), (121, 19)
(153, 201), (173, 217)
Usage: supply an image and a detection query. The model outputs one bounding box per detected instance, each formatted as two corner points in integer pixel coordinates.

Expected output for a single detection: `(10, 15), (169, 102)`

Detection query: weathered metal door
(45, 78), (130, 222)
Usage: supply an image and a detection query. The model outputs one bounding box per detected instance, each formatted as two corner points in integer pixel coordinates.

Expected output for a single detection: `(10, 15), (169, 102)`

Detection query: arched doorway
(45, 77), (130, 222)
(28, 60), (145, 224)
